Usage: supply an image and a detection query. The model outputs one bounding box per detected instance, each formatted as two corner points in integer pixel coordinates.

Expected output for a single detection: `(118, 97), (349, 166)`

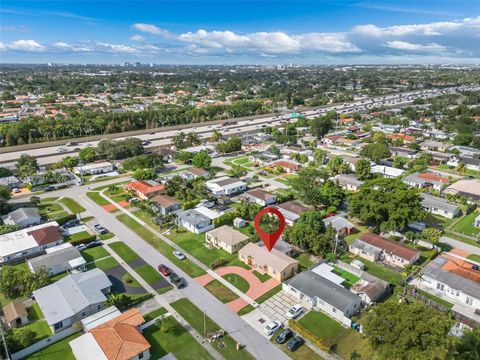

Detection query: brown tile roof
(442, 258), (480, 284)
(27, 225), (63, 246)
(417, 172), (449, 183)
(90, 309), (150, 360)
(272, 160), (299, 170)
(2, 301), (27, 324)
(359, 233), (419, 261)
(186, 167), (209, 176)
(151, 194), (180, 208)
(125, 181), (165, 195)
(276, 200), (309, 216)
(246, 189), (275, 201)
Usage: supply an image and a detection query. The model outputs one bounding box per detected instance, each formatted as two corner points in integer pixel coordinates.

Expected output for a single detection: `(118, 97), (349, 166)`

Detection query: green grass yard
(81, 246), (110, 262)
(171, 299), (255, 360)
(93, 256), (119, 271)
(144, 320), (214, 360)
(143, 307), (167, 322)
(222, 274), (250, 293)
(255, 284), (282, 303)
(252, 270), (271, 283)
(23, 320), (52, 343)
(332, 265), (360, 287)
(27, 303), (43, 321)
(25, 333), (81, 360)
(467, 254), (480, 262)
(64, 231), (93, 243)
(340, 254), (402, 284)
(86, 191), (110, 206)
(116, 214), (206, 277)
(451, 211), (480, 237)
(269, 328), (325, 360)
(293, 253), (315, 271)
(205, 279), (239, 303)
(135, 264), (163, 284)
(297, 310), (344, 343)
(58, 197), (86, 213)
(109, 241), (140, 263)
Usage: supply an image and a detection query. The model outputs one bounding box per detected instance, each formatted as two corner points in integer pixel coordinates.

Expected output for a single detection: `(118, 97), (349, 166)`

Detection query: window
(466, 297), (473, 306)
(97, 304), (102, 310)
(54, 321), (63, 330)
(332, 308), (337, 313)
(139, 353), (144, 359)
(81, 312), (86, 317)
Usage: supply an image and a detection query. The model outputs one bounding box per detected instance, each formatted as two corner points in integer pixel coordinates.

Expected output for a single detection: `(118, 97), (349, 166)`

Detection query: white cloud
(132, 23), (172, 37)
(1, 39), (45, 51)
(385, 41), (446, 51)
(130, 34), (145, 42)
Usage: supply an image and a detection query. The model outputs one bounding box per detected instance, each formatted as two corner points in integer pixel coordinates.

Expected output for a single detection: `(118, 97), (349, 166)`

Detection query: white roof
(74, 161), (112, 171)
(46, 243), (73, 254)
(81, 306), (121, 332)
(69, 332), (108, 360)
(194, 206), (221, 220)
(0, 221), (59, 259)
(68, 257), (87, 268)
(371, 165), (405, 177)
(311, 263), (345, 285)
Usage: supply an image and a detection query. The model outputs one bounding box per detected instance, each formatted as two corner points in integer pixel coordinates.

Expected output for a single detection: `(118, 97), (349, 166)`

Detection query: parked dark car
(275, 329), (293, 344)
(169, 272), (186, 288)
(158, 264), (172, 276)
(286, 336), (304, 351)
(45, 186), (55, 192)
(93, 224), (108, 234)
(63, 219), (81, 228)
(86, 240), (103, 249)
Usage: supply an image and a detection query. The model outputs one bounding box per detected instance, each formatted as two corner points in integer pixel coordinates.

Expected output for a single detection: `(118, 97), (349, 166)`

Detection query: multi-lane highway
(1, 85), (478, 168)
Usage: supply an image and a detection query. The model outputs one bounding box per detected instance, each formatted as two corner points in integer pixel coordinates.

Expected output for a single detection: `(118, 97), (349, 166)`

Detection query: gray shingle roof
(32, 268), (111, 325)
(285, 269), (361, 312)
(5, 208), (40, 224)
(421, 193), (460, 213)
(177, 209), (210, 226)
(28, 245), (83, 272)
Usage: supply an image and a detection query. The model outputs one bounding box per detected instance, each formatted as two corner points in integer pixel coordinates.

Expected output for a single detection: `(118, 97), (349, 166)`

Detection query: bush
(69, 234), (97, 245)
(55, 213), (76, 225)
(210, 258), (227, 269)
(288, 319), (333, 352)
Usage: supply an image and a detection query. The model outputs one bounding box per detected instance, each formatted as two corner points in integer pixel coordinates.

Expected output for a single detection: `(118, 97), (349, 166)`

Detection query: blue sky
(1, 1), (480, 64)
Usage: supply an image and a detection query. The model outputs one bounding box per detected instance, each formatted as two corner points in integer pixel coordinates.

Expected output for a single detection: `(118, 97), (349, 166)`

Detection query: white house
(2, 208), (41, 228)
(176, 208), (215, 234)
(371, 165), (405, 178)
(73, 161), (114, 176)
(206, 176), (247, 196)
(421, 193), (461, 219)
(243, 189), (276, 206)
(27, 243), (86, 276)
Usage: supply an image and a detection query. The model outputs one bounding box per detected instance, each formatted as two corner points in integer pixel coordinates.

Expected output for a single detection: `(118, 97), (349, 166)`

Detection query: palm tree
(187, 132), (201, 146)
(401, 264), (418, 296)
(171, 132), (186, 149)
(456, 161), (467, 175)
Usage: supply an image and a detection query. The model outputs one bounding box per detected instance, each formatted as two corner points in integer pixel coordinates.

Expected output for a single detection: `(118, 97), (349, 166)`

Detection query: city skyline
(1, 1), (480, 64)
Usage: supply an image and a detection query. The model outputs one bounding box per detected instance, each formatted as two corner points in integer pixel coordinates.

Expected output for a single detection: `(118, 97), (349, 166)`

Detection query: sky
(1, 0), (480, 64)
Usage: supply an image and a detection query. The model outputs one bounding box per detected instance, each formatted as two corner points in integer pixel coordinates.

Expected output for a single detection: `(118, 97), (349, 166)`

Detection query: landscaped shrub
(288, 319), (333, 352)
(210, 258), (227, 269)
(69, 234), (97, 245)
(55, 213), (76, 225)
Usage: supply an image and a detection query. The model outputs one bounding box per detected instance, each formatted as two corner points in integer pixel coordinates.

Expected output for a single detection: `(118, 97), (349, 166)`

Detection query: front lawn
(451, 211), (480, 237)
(81, 246), (110, 262)
(38, 203), (63, 215)
(297, 310), (344, 342)
(143, 307), (167, 322)
(467, 254), (480, 263)
(143, 319), (213, 360)
(64, 231), (93, 243)
(293, 253), (315, 271)
(25, 333), (81, 360)
(58, 197), (86, 213)
(205, 279), (239, 303)
(222, 274), (250, 293)
(135, 264), (163, 284)
(171, 298), (255, 360)
(122, 272), (142, 287)
(93, 256), (119, 271)
(116, 214), (206, 277)
(252, 270), (271, 283)
(109, 241), (140, 263)
(86, 191), (110, 206)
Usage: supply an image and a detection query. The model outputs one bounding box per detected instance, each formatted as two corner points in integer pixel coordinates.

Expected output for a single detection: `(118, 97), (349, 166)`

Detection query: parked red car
(158, 264), (172, 276)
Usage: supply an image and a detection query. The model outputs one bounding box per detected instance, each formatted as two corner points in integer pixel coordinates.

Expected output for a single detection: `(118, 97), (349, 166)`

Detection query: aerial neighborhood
(0, 63), (480, 360)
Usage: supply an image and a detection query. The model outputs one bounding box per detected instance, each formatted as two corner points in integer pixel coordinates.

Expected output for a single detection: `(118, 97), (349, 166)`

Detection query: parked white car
(286, 304), (304, 319)
(263, 321), (282, 336)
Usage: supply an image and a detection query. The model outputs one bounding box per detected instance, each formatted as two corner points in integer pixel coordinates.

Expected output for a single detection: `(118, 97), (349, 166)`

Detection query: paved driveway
(104, 264), (147, 295)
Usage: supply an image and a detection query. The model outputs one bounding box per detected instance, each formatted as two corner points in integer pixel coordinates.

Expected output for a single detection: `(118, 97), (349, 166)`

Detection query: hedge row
(288, 319), (333, 352)
(70, 235), (98, 245)
(55, 213), (77, 225)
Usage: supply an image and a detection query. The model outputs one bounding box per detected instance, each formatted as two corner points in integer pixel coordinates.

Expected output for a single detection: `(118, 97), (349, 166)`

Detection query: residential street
(19, 181), (290, 360)
(440, 236), (480, 256)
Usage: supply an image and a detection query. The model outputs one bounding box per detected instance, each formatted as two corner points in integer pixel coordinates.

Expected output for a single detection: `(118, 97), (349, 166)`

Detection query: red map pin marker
(254, 207), (286, 252)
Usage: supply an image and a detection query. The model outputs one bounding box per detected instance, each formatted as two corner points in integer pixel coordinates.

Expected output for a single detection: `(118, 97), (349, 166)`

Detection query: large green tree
(310, 114), (334, 139)
(360, 142), (392, 162)
(349, 178), (425, 232)
(363, 301), (455, 360)
(456, 328), (480, 359)
(355, 159), (371, 180)
(192, 151), (212, 169)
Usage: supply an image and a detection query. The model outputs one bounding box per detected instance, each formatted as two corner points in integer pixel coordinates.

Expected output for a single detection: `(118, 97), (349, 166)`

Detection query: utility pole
(203, 309), (206, 339)
(0, 324), (10, 360)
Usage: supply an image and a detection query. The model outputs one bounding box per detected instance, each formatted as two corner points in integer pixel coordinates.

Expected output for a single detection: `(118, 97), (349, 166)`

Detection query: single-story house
(243, 189), (276, 206)
(418, 255), (480, 310)
(206, 177), (247, 196)
(283, 266), (362, 326)
(421, 193), (461, 219)
(0, 221), (63, 264)
(334, 174), (364, 192)
(0, 176), (21, 189)
(176, 208), (214, 234)
(248, 151), (279, 166)
(257, 239), (294, 256)
(403, 172), (449, 191)
(150, 194), (181, 215)
(2, 207), (41, 228)
(322, 215), (356, 236)
(69, 308), (150, 360)
(389, 147), (418, 159)
(33, 268), (112, 333)
(238, 242), (298, 281)
(181, 167), (210, 180)
(2, 301), (28, 329)
(124, 180), (165, 200)
(420, 140), (451, 152)
(73, 161), (114, 176)
(448, 156), (480, 172)
(271, 160), (300, 174)
(371, 165), (405, 178)
(428, 151), (454, 164)
(444, 179), (480, 204)
(275, 200), (310, 226)
(205, 225), (249, 254)
(27, 243), (86, 276)
(349, 233), (420, 268)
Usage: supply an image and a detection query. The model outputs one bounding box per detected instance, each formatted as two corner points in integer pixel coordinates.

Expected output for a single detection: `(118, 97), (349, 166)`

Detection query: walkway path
(103, 243), (224, 360)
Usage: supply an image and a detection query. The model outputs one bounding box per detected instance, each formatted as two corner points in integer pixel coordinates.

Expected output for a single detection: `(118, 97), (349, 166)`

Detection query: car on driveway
(286, 304), (304, 319)
(93, 224), (109, 234)
(263, 321), (282, 336)
(275, 328), (293, 344)
(76, 244), (87, 251)
(169, 272), (186, 288)
(173, 250), (186, 260)
(286, 336), (304, 351)
(86, 240), (103, 249)
(62, 219), (81, 229)
(158, 264), (172, 276)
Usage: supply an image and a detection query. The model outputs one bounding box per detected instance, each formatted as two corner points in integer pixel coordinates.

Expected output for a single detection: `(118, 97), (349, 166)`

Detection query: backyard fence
(11, 327), (78, 360)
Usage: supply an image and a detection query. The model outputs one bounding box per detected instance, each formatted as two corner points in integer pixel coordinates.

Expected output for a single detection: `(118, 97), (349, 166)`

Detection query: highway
(1, 85), (478, 168)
